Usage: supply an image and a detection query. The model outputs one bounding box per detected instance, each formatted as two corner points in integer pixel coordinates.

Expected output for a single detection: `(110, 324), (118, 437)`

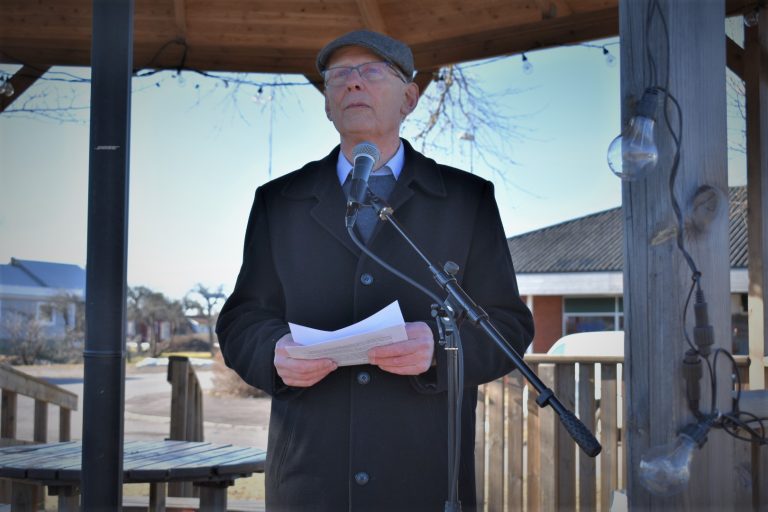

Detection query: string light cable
(643, 0), (766, 456)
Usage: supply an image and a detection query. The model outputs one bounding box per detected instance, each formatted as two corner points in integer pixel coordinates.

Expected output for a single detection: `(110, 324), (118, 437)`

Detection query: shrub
(211, 351), (268, 398)
(166, 335), (210, 353)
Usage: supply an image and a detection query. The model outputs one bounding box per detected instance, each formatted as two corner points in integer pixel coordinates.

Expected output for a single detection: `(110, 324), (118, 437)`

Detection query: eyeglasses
(323, 61), (407, 87)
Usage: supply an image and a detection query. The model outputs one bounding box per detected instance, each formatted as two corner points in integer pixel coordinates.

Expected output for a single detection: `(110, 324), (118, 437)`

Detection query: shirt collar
(336, 140), (404, 184)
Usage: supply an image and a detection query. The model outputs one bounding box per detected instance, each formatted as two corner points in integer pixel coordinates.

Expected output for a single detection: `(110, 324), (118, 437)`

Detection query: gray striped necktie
(352, 167), (396, 243)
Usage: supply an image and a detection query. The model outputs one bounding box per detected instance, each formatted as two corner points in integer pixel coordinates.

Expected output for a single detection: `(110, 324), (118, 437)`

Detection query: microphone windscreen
(352, 142), (380, 165)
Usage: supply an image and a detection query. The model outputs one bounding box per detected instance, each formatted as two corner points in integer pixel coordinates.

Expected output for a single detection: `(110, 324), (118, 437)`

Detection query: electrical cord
(346, 206), (467, 506)
(643, 0), (767, 447)
(346, 221), (444, 307)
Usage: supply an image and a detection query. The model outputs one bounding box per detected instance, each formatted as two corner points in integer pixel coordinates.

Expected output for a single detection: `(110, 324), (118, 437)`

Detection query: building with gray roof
(507, 186), (748, 353)
(0, 258), (85, 343)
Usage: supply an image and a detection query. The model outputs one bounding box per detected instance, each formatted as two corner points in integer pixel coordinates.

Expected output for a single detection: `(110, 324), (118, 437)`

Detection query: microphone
(347, 142), (380, 208)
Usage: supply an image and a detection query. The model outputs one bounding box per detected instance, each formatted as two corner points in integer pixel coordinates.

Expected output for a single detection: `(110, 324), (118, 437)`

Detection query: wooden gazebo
(1, 1), (766, 510)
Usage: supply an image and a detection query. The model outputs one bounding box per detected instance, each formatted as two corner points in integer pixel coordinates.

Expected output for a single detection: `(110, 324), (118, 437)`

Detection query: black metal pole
(82, 0), (133, 509)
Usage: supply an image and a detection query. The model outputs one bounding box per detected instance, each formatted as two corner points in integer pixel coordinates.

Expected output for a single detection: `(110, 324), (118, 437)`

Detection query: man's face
(324, 46), (418, 144)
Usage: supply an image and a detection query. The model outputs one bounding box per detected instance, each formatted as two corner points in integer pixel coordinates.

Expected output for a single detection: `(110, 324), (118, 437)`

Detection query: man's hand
(274, 333), (337, 387)
(368, 321), (435, 375)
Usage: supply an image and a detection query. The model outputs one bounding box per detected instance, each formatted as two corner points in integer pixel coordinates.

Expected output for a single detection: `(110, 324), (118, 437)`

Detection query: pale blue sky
(0, 37), (746, 300)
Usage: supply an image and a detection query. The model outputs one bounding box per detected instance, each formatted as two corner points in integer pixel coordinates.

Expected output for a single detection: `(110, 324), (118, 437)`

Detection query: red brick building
(507, 186), (748, 354)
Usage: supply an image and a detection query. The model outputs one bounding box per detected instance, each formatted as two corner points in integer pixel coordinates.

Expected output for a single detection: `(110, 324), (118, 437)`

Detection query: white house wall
(518, 269), (748, 296)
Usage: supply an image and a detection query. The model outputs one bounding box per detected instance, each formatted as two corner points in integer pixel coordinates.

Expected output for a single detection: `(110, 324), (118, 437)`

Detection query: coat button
(354, 472), (370, 486)
(360, 273), (374, 286)
(356, 371), (371, 385)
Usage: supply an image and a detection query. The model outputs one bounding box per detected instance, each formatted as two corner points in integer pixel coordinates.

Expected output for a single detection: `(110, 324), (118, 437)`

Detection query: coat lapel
(365, 141), (448, 253)
(279, 146), (360, 257)
(309, 170), (362, 257)
(281, 141), (447, 258)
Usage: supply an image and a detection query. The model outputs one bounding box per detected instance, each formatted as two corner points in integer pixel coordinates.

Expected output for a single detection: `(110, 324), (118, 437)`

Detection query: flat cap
(316, 30), (414, 80)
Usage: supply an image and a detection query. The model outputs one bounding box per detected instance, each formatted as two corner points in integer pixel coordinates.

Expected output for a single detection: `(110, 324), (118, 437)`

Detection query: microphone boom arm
(370, 196), (602, 458)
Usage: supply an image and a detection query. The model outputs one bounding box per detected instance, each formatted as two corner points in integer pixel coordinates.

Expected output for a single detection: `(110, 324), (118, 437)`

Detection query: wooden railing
(167, 355), (204, 498)
(474, 354), (751, 512)
(0, 363), (78, 446)
(0, 363), (79, 508)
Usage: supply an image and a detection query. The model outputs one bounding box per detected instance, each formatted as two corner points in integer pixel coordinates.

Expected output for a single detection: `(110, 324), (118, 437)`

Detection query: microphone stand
(347, 194), (602, 512)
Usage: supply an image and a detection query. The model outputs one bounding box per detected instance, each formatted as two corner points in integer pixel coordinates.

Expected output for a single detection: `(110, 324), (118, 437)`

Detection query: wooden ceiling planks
(0, 0), (762, 75)
(355, 0), (388, 33)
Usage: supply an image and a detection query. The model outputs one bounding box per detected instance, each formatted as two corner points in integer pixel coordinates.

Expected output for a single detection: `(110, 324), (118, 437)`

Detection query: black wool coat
(216, 140), (534, 512)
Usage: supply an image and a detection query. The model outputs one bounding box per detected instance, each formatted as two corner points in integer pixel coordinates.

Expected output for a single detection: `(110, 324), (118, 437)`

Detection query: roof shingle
(508, 186), (748, 273)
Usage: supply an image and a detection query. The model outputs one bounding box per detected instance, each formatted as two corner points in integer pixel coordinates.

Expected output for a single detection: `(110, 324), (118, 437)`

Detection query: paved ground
(15, 363), (271, 449)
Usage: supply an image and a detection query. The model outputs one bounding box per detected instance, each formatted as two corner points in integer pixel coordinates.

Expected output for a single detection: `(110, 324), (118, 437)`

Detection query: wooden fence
(0, 364), (77, 446)
(166, 355), (204, 498)
(473, 354), (752, 512)
(0, 363), (78, 508)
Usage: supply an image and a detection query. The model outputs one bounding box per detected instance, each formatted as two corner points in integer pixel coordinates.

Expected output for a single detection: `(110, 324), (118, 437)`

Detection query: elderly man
(216, 30), (534, 511)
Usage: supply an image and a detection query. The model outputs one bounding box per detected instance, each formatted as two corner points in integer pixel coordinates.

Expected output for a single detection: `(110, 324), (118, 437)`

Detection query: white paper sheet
(285, 301), (407, 366)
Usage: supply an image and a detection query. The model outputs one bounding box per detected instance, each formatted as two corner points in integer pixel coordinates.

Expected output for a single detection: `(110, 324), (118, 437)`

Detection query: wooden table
(0, 440), (266, 511)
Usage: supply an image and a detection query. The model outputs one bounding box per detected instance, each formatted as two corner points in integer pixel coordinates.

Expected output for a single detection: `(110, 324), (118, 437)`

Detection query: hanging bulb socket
(603, 47), (617, 67)
(0, 79), (14, 97)
(693, 287), (714, 357)
(607, 87), (661, 181)
(521, 54), (533, 75)
(682, 349), (703, 415)
(744, 9), (759, 27)
(635, 87), (661, 120)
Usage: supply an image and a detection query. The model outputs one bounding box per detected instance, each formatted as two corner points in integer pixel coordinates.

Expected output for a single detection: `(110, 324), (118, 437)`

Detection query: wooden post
(168, 356), (191, 497)
(474, 384), (486, 509)
(578, 364), (597, 511)
(486, 379), (504, 512)
(600, 364), (619, 511)
(149, 482), (167, 512)
(538, 364), (557, 511)
(1, 390), (17, 440)
(49, 485), (80, 512)
(739, 18), (768, 497)
(59, 407), (71, 442)
(168, 357), (190, 441)
(744, 0), (768, 392)
(554, 364), (576, 511)
(196, 481), (230, 512)
(620, 0), (736, 509)
(33, 400), (48, 443)
(506, 373), (525, 511)
(526, 363), (541, 512)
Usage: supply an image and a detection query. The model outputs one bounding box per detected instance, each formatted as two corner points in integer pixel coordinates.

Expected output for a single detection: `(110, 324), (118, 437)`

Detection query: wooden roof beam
(413, 68), (438, 94)
(306, 74), (324, 94)
(355, 0), (388, 33)
(411, 7), (618, 70)
(726, 35), (744, 80)
(0, 65), (51, 113)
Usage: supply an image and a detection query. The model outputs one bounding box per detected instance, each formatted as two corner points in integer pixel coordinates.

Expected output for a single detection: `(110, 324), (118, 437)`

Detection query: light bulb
(603, 47), (617, 67)
(744, 10), (759, 27)
(607, 88), (661, 180)
(522, 54), (533, 75)
(638, 421), (709, 497)
(0, 80), (14, 97)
